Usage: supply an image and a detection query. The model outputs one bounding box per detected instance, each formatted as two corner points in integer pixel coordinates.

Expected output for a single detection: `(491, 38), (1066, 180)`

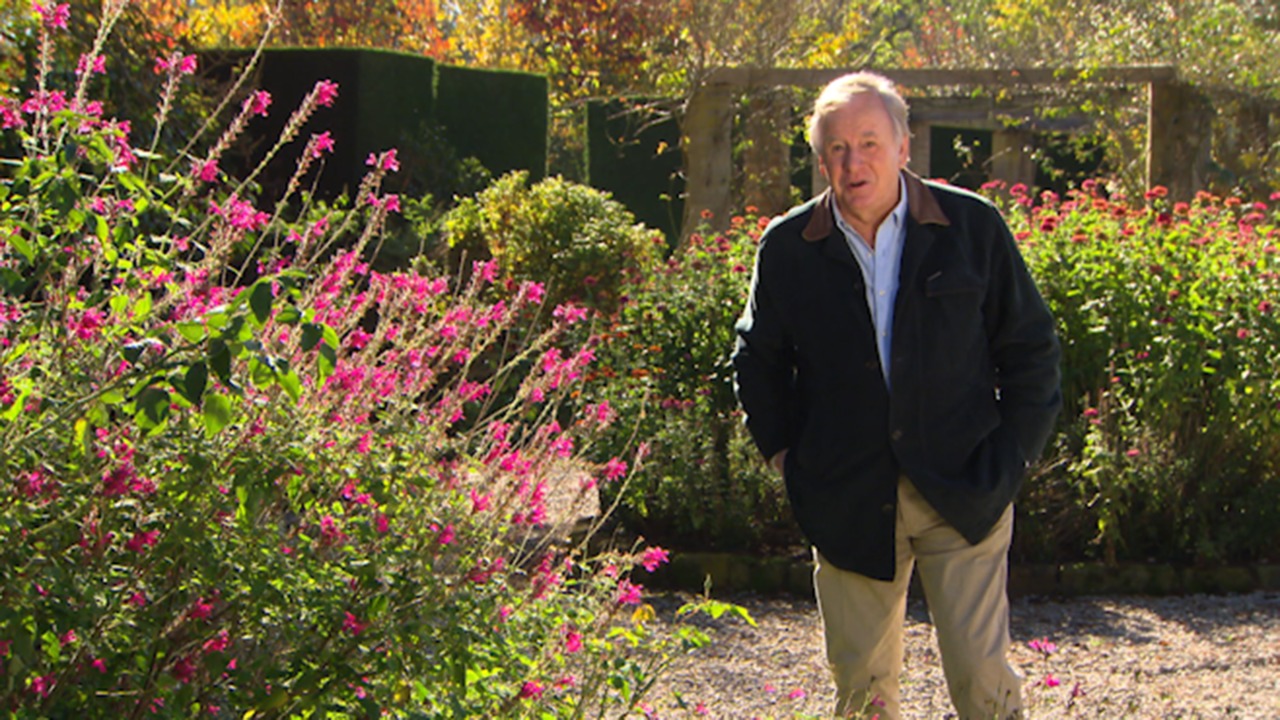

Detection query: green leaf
(277, 368), (302, 403)
(135, 386), (170, 428)
(176, 321), (206, 344)
(209, 339), (232, 386)
(183, 361), (208, 405)
(203, 392), (233, 436)
(250, 281), (273, 326)
(301, 323), (323, 351)
(9, 232), (33, 262)
(317, 344), (337, 386)
(132, 292), (153, 322)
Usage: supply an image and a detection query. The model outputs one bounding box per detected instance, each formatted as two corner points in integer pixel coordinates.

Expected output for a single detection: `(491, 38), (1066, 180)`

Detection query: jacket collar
(801, 170), (949, 242)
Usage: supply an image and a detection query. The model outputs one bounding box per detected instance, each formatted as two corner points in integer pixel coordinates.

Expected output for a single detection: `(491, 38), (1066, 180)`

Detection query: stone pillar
(992, 129), (1036, 187)
(742, 89), (793, 217)
(908, 118), (931, 178)
(682, 79), (735, 236)
(1147, 81), (1213, 202)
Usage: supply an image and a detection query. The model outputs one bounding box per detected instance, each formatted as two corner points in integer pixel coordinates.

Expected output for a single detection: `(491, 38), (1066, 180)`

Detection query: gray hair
(807, 71), (910, 155)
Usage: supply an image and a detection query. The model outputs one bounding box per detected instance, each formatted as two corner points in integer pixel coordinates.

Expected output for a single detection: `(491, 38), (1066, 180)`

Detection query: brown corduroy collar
(801, 170), (949, 242)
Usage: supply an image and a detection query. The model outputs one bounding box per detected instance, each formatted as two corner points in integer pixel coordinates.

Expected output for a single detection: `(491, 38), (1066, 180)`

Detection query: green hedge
(435, 64), (548, 183)
(585, 100), (684, 244)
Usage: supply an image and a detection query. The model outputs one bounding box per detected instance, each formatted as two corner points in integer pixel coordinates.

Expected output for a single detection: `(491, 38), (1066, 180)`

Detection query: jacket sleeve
(983, 207), (1063, 463)
(732, 234), (797, 462)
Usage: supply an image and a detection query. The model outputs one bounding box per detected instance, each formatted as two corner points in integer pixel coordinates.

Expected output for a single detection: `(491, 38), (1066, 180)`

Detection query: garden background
(1, 0), (1278, 716)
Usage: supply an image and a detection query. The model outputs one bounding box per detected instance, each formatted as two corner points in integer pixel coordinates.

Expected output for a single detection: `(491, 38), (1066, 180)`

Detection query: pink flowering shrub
(985, 180), (1280, 565)
(0, 5), (729, 716)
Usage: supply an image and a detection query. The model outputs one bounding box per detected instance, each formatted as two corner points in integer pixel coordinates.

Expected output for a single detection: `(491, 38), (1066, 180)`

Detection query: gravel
(644, 590), (1280, 718)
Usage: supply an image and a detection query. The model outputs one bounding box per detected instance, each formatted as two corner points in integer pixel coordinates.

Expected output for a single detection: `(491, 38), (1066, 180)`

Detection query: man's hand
(769, 449), (789, 475)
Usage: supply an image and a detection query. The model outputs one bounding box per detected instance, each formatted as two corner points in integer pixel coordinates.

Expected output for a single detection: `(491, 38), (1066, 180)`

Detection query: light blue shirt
(832, 175), (909, 389)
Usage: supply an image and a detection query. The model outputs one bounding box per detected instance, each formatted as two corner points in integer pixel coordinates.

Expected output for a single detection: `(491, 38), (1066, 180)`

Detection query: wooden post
(682, 79), (735, 236)
(908, 118), (932, 178)
(992, 129), (1036, 187)
(742, 89), (793, 217)
(1147, 81), (1212, 202)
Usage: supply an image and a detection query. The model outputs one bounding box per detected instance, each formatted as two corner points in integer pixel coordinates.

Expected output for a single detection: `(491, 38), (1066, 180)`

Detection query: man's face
(817, 92), (910, 231)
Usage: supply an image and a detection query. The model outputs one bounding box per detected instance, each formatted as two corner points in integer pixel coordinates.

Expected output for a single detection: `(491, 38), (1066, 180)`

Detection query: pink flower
(342, 611), (367, 636)
(76, 53), (106, 75)
(91, 658), (107, 673)
(34, 2), (70, 29)
(127, 591), (147, 608)
(246, 90), (271, 117)
(59, 629), (77, 646)
(640, 546), (669, 572)
(179, 55), (197, 74)
(171, 655), (197, 683)
(313, 79), (340, 107)
(602, 457), (627, 482)
(518, 681), (544, 699)
(28, 673), (56, 698)
(552, 303), (588, 324)
(193, 159), (219, 182)
(189, 597), (214, 621)
(788, 687), (807, 700)
(202, 629), (230, 654)
(563, 627), (583, 654)
(1028, 637), (1057, 655)
(616, 579), (643, 605)
(310, 131), (335, 157)
(436, 524), (455, 546)
(125, 529), (160, 552)
(1043, 674), (1061, 687)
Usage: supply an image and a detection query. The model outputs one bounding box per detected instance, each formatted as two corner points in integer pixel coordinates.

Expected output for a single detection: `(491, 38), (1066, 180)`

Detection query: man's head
(808, 72), (910, 233)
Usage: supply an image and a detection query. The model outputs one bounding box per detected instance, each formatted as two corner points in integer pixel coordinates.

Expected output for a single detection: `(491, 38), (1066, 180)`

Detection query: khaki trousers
(814, 477), (1022, 720)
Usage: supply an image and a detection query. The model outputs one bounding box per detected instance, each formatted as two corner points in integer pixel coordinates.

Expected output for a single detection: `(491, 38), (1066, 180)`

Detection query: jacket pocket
(924, 269), (985, 297)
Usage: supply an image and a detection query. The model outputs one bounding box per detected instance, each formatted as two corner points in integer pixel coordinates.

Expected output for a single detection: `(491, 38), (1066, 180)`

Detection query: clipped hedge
(435, 64), (548, 183)
(585, 100), (684, 244)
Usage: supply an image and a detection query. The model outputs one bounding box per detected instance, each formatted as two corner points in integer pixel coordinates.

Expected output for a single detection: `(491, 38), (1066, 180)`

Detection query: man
(732, 71), (1061, 719)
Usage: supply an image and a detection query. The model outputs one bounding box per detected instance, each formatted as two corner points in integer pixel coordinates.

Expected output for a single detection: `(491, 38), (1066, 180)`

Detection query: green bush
(992, 180), (1280, 565)
(440, 170), (663, 315)
(0, 9), (743, 716)
(585, 213), (797, 554)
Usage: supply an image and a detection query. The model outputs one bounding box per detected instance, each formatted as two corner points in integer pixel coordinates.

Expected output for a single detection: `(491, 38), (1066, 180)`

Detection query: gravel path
(646, 590), (1280, 718)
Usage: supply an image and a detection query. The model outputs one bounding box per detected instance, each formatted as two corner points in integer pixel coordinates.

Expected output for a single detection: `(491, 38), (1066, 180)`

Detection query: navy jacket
(733, 172), (1062, 581)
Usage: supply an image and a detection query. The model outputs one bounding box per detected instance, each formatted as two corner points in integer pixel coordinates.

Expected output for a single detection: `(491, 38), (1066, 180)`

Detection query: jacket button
(880, 503), (894, 515)
(891, 429), (903, 441)
(864, 360), (877, 370)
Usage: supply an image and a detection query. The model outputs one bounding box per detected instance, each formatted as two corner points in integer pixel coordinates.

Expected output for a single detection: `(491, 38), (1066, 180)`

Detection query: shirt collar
(802, 170), (950, 243)
(831, 175), (909, 245)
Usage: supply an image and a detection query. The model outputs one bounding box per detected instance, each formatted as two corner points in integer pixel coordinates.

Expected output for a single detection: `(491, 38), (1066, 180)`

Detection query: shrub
(0, 5), (743, 716)
(439, 170), (662, 315)
(989, 180), (1280, 565)
(584, 212), (797, 555)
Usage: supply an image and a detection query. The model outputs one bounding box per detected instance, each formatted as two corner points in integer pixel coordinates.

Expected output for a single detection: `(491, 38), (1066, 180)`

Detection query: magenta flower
(28, 673), (56, 698)
(33, 2), (70, 29)
(310, 130), (335, 158)
(76, 53), (106, 75)
(616, 579), (643, 605)
(1043, 674), (1061, 687)
(91, 657), (107, 673)
(125, 529), (160, 552)
(246, 90), (272, 117)
(170, 655), (197, 683)
(189, 597), (214, 621)
(640, 546), (670, 572)
(314, 79), (339, 107)
(518, 681), (544, 699)
(1028, 637), (1057, 655)
(59, 629), (77, 646)
(342, 611), (367, 636)
(563, 626), (583, 654)
(788, 687), (807, 700)
(552, 303), (588, 324)
(192, 159), (219, 183)
(202, 629), (230, 654)
(127, 591), (147, 608)
(602, 457), (627, 482)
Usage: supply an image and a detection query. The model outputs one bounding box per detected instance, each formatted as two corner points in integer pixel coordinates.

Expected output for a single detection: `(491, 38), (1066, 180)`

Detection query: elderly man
(732, 71), (1061, 719)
